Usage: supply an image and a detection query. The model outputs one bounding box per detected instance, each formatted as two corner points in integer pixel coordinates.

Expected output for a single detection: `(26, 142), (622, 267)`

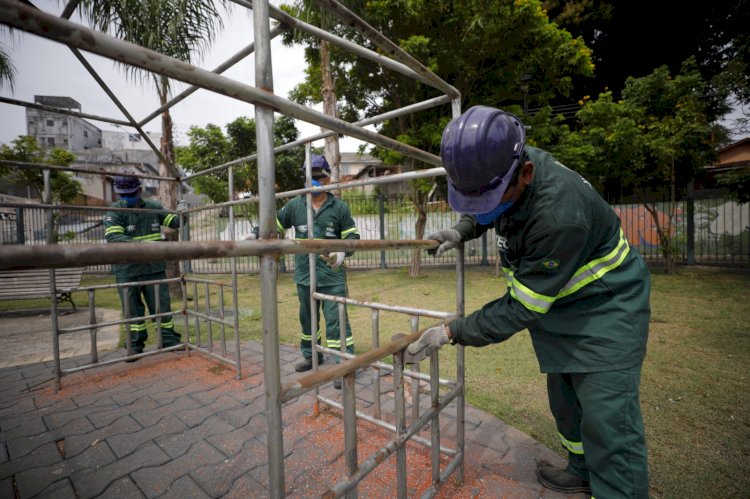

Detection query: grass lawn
(2, 264), (747, 498)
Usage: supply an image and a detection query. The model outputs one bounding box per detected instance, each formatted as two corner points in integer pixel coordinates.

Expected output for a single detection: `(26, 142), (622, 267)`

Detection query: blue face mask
(475, 201), (514, 225)
(121, 194), (140, 207)
(311, 179), (322, 187)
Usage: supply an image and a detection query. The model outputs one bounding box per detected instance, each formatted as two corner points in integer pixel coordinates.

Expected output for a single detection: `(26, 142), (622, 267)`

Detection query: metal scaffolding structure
(0, 0), (466, 496)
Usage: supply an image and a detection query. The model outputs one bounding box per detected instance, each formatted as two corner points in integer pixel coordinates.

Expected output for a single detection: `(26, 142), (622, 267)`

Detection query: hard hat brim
(114, 186), (140, 194)
(447, 178), (508, 215)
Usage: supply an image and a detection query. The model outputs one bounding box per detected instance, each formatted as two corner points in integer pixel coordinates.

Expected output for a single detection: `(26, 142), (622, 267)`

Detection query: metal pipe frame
(0, 159), (178, 182)
(313, 292), (456, 320)
(0, 239), (438, 270)
(0, 2), (441, 168)
(181, 95), (450, 182)
(0, 96), (132, 127)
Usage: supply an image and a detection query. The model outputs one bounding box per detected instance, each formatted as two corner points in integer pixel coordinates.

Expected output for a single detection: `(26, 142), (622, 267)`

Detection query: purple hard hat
(306, 154), (331, 179)
(440, 106), (526, 214)
(113, 175), (141, 194)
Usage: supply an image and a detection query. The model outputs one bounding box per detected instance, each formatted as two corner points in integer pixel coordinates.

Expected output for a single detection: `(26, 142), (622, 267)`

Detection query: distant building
(26, 96), (102, 151)
(338, 152), (408, 196)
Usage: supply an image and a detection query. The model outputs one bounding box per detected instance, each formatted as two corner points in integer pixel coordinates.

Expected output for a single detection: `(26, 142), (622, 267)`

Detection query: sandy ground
(0, 307), (121, 368)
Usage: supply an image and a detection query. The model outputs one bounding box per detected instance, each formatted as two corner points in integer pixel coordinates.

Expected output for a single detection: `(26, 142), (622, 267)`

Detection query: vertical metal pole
(452, 98), (465, 483)
(193, 281), (201, 347)
(430, 349), (441, 485)
(343, 370), (358, 499)
(205, 282), (213, 352)
(305, 145), (322, 405)
(88, 289), (98, 364)
(686, 179), (695, 265)
(410, 315), (420, 422)
(394, 349), (407, 499)
(123, 286), (132, 355)
(339, 301), (347, 368)
(44, 169), (62, 391)
(481, 232), (488, 266)
(254, 0), (284, 494)
(15, 207), (25, 244)
(155, 282), (163, 349)
(379, 193), (386, 269)
(371, 309), (381, 419)
(219, 285), (227, 357)
(229, 166), (242, 377)
(181, 276), (190, 356)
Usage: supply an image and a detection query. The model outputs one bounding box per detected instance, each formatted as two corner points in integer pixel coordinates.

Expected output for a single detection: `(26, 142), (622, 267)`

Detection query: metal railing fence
(3, 192), (747, 272)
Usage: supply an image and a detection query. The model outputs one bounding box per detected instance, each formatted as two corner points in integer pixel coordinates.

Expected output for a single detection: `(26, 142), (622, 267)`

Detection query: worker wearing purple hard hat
(411, 106), (652, 497)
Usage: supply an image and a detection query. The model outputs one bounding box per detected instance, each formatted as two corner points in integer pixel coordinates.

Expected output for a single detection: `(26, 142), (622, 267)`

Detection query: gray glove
(406, 325), (450, 358)
(325, 252), (346, 269)
(426, 229), (462, 257)
(176, 200), (189, 213)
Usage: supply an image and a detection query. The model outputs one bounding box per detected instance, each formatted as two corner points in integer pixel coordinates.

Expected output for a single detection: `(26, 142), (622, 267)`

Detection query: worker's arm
(104, 210), (134, 243)
(427, 214), (490, 257)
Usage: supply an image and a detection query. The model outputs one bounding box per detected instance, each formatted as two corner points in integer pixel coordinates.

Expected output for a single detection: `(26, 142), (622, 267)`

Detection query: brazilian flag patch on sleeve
(541, 259), (560, 270)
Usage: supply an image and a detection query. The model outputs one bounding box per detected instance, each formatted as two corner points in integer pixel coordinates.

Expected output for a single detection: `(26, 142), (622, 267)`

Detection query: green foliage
(717, 167), (750, 204)
(0, 136), (81, 203)
(176, 115), (304, 205)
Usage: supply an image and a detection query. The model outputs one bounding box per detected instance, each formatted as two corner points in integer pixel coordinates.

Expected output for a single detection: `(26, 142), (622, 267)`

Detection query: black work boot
(537, 465), (591, 494)
(294, 356), (324, 372)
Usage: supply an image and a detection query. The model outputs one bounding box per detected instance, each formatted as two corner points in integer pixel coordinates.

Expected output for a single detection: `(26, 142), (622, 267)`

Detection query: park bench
(0, 268), (85, 310)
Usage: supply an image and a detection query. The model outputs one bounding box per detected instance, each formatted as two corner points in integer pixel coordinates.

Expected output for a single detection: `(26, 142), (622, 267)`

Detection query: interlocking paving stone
(98, 475), (146, 498)
(0, 477), (13, 498)
(131, 440), (225, 498)
(35, 477), (76, 499)
(131, 396), (202, 428)
(0, 415), (46, 439)
(175, 394), (242, 428)
(14, 440), (116, 497)
(221, 472), (268, 498)
(0, 441), (62, 480)
(63, 415), (142, 459)
(7, 414), (94, 459)
(158, 474), (211, 499)
(156, 415), (234, 459)
(190, 438), (268, 497)
(0, 442), (7, 464)
(43, 397), (120, 430)
(107, 414), (189, 459)
(86, 397), (160, 429)
(70, 442), (170, 498)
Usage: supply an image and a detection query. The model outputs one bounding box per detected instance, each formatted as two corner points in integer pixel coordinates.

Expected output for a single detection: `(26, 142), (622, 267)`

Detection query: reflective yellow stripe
(502, 267), (513, 288)
(128, 323), (147, 332)
(557, 228), (630, 299)
(276, 217), (284, 232)
(341, 227), (358, 237)
(559, 433), (584, 455)
(163, 213), (177, 226)
(327, 337), (354, 348)
(159, 320), (174, 328)
(133, 233), (162, 241)
(510, 278), (555, 313)
(509, 229), (630, 314)
(105, 226), (125, 235)
(301, 329), (323, 341)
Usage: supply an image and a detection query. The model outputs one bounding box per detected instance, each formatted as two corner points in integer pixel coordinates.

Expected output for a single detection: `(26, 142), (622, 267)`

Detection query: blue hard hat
(440, 106), (526, 214)
(113, 175), (141, 194)
(311, 155), (330, 171)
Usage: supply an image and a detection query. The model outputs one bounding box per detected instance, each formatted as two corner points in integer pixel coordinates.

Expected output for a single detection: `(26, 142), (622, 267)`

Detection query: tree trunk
(158, 76), (182, 295)
(320, 40), (341, 198)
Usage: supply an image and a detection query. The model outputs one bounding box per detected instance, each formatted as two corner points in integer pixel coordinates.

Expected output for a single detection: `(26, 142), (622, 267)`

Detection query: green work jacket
(103, 198), (180, 278)
(450, 146), (651, 373)
(276, 194), (360, 287)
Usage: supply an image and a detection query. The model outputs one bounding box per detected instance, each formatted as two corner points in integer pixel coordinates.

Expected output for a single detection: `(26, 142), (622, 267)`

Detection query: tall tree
(78, 0), (228, 288)
(562, 60), (717, 272)
(176, 115), (305, 214)
(285, 0), (594, 276)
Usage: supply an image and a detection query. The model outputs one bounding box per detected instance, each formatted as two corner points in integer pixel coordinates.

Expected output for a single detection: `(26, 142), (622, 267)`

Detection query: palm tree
(1, 25), (16, 91)
(78, 0), (228, 288)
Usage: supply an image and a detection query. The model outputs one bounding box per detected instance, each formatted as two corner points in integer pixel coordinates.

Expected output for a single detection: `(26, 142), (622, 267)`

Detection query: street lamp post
(519, 73), (532, 114)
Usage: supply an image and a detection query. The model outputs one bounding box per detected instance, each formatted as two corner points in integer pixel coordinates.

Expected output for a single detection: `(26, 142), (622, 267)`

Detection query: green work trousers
(547, 365), (649, 498)
(297, 283), (354, 362)
(116, 271), (181, 353)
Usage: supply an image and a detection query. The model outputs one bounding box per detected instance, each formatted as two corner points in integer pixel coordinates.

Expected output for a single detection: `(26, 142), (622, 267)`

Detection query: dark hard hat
(440, 106), (526, 214)
(308, 155), (331, 179)
(113, 175), (141, 194)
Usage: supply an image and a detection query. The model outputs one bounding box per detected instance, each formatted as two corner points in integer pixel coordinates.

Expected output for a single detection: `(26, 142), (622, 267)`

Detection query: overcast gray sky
(0, 0), (368, 150)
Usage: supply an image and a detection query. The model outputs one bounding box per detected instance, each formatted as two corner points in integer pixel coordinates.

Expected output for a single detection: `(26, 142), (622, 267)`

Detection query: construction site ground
(0, 307), (586, 498)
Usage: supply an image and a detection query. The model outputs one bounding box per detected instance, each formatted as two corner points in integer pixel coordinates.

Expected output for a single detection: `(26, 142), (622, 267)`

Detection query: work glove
(426, 229), (462, 257)
(324, 252), (346, 269)
(406, 324), (450, 360)
(176, 200), (189, 213)
(241, 232), (258, 240)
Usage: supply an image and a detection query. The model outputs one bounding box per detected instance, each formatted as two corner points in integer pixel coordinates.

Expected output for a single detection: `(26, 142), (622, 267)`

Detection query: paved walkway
(0, 309), (586, 498)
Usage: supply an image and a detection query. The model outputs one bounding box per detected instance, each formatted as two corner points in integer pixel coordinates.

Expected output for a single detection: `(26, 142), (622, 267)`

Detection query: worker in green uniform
(104, 175), (187, 359)
(244, 155), (359, 388)
(408, 106), (651, 498)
